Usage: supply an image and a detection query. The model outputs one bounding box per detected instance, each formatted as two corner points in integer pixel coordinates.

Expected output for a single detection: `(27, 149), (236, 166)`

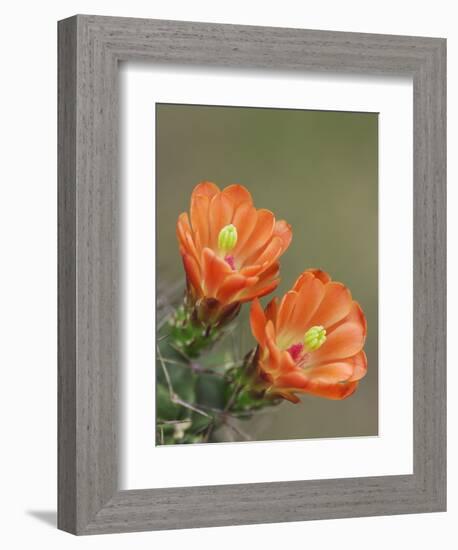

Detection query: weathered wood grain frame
(58, 14), (446, 535)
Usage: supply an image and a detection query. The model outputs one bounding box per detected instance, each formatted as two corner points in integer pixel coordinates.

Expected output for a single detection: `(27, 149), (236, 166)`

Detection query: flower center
(286, 328), (326, 367)
(218, 224), (238, 253)
(303, 325), (326, 351)
(224, 254), (236, 270)
(287, 343), (303, 362)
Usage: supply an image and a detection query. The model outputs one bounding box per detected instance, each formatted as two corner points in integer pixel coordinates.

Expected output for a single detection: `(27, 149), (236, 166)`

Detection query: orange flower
(177, 181), (292, 324)
(249, 269), (367, 402)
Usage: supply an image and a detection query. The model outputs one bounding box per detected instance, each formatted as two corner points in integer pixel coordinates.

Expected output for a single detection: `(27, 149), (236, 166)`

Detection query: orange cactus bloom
(249, 269), (367, 402)
(177, 182), (292, 317)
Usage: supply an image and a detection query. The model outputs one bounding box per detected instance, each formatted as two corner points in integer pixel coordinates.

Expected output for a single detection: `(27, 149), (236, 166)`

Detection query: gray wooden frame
(58, 14), (446, 535)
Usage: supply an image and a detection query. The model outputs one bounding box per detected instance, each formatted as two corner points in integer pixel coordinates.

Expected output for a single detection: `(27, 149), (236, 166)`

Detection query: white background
(0, 1), (454, 549)
(121, 66), (413, 489)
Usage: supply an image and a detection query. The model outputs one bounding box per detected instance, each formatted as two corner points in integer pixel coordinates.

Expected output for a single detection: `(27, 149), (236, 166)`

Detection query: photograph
(0, 4), (447, 544)
(155, 103), (378, 445)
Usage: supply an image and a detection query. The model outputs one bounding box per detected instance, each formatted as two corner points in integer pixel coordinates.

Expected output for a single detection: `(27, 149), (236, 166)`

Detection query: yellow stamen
(218, 224), (238, 253)
(303, 325), (326, 352)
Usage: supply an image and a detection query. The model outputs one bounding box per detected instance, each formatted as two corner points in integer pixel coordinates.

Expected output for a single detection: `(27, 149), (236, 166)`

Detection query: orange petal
(312, 322), (365, 363)
(250, 298), (267, 346)
(268, 350), (303, 381)
(277, 290), (298, 335)
(184, 231), (200, 266)
(270, 389), (301, 403)
(237, 209), (275, 263)
(282, 392), (301, 403)
(222, 184), (253, 208)
(265, 297), (278, 324)
(208, 192), (234, 250)
(201, 247), (232, 297)
(281, 348), (297, 372)
(328, 301), (367, 340)
(257, 260), (280, 281)
(176, 212), (192, 247)
(346, 302), (367, 337)
(182, 253), (202, 295)
(191, 181), (220, 199)
(291, 270), (318, 292)
(240, 264), (264, 277)
(300, 380), (359, 400)
(303, 361), (354, 384)
(232, 202), (258, 255)
(347, 350), (368, 382)
(306, 269), (331, 285)
(238, 262), (280, 302)
(309, 282), (352, 329)
(239, 278), (279, 302)
(190, 194), (211, 250)
(275, 370), (309, 389)
(265, 320), (282, 368)
(273, 220), (292, 251)
(216, 274), (254, 304)
(288, 276), (325, 338)
(248, 235), (284, 267)
(176, 213), (200, 264)
(294, 269), (331, 289)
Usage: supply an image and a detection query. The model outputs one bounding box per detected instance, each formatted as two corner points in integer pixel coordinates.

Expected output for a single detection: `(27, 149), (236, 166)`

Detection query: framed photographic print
(58, 15), (446, 534)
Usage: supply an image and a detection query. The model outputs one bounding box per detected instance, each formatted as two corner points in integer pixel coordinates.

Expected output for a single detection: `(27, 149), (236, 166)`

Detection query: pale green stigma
(303, 325), (326, 352)
(218, 224), (238, 253)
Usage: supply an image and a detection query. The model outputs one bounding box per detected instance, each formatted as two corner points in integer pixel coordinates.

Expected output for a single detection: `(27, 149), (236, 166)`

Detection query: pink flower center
(287, 343), (303, 362)
(224, 254), (236, 270)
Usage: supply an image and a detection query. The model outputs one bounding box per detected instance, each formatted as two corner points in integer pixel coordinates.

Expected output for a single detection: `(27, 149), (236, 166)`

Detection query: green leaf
(195, 374), (227, 410)
(156, 383), (182, 421)
(189, 411), (213, 435)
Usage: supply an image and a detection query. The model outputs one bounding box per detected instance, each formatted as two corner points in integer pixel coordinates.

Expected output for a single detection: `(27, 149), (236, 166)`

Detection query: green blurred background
(156, 103), (378, 441)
